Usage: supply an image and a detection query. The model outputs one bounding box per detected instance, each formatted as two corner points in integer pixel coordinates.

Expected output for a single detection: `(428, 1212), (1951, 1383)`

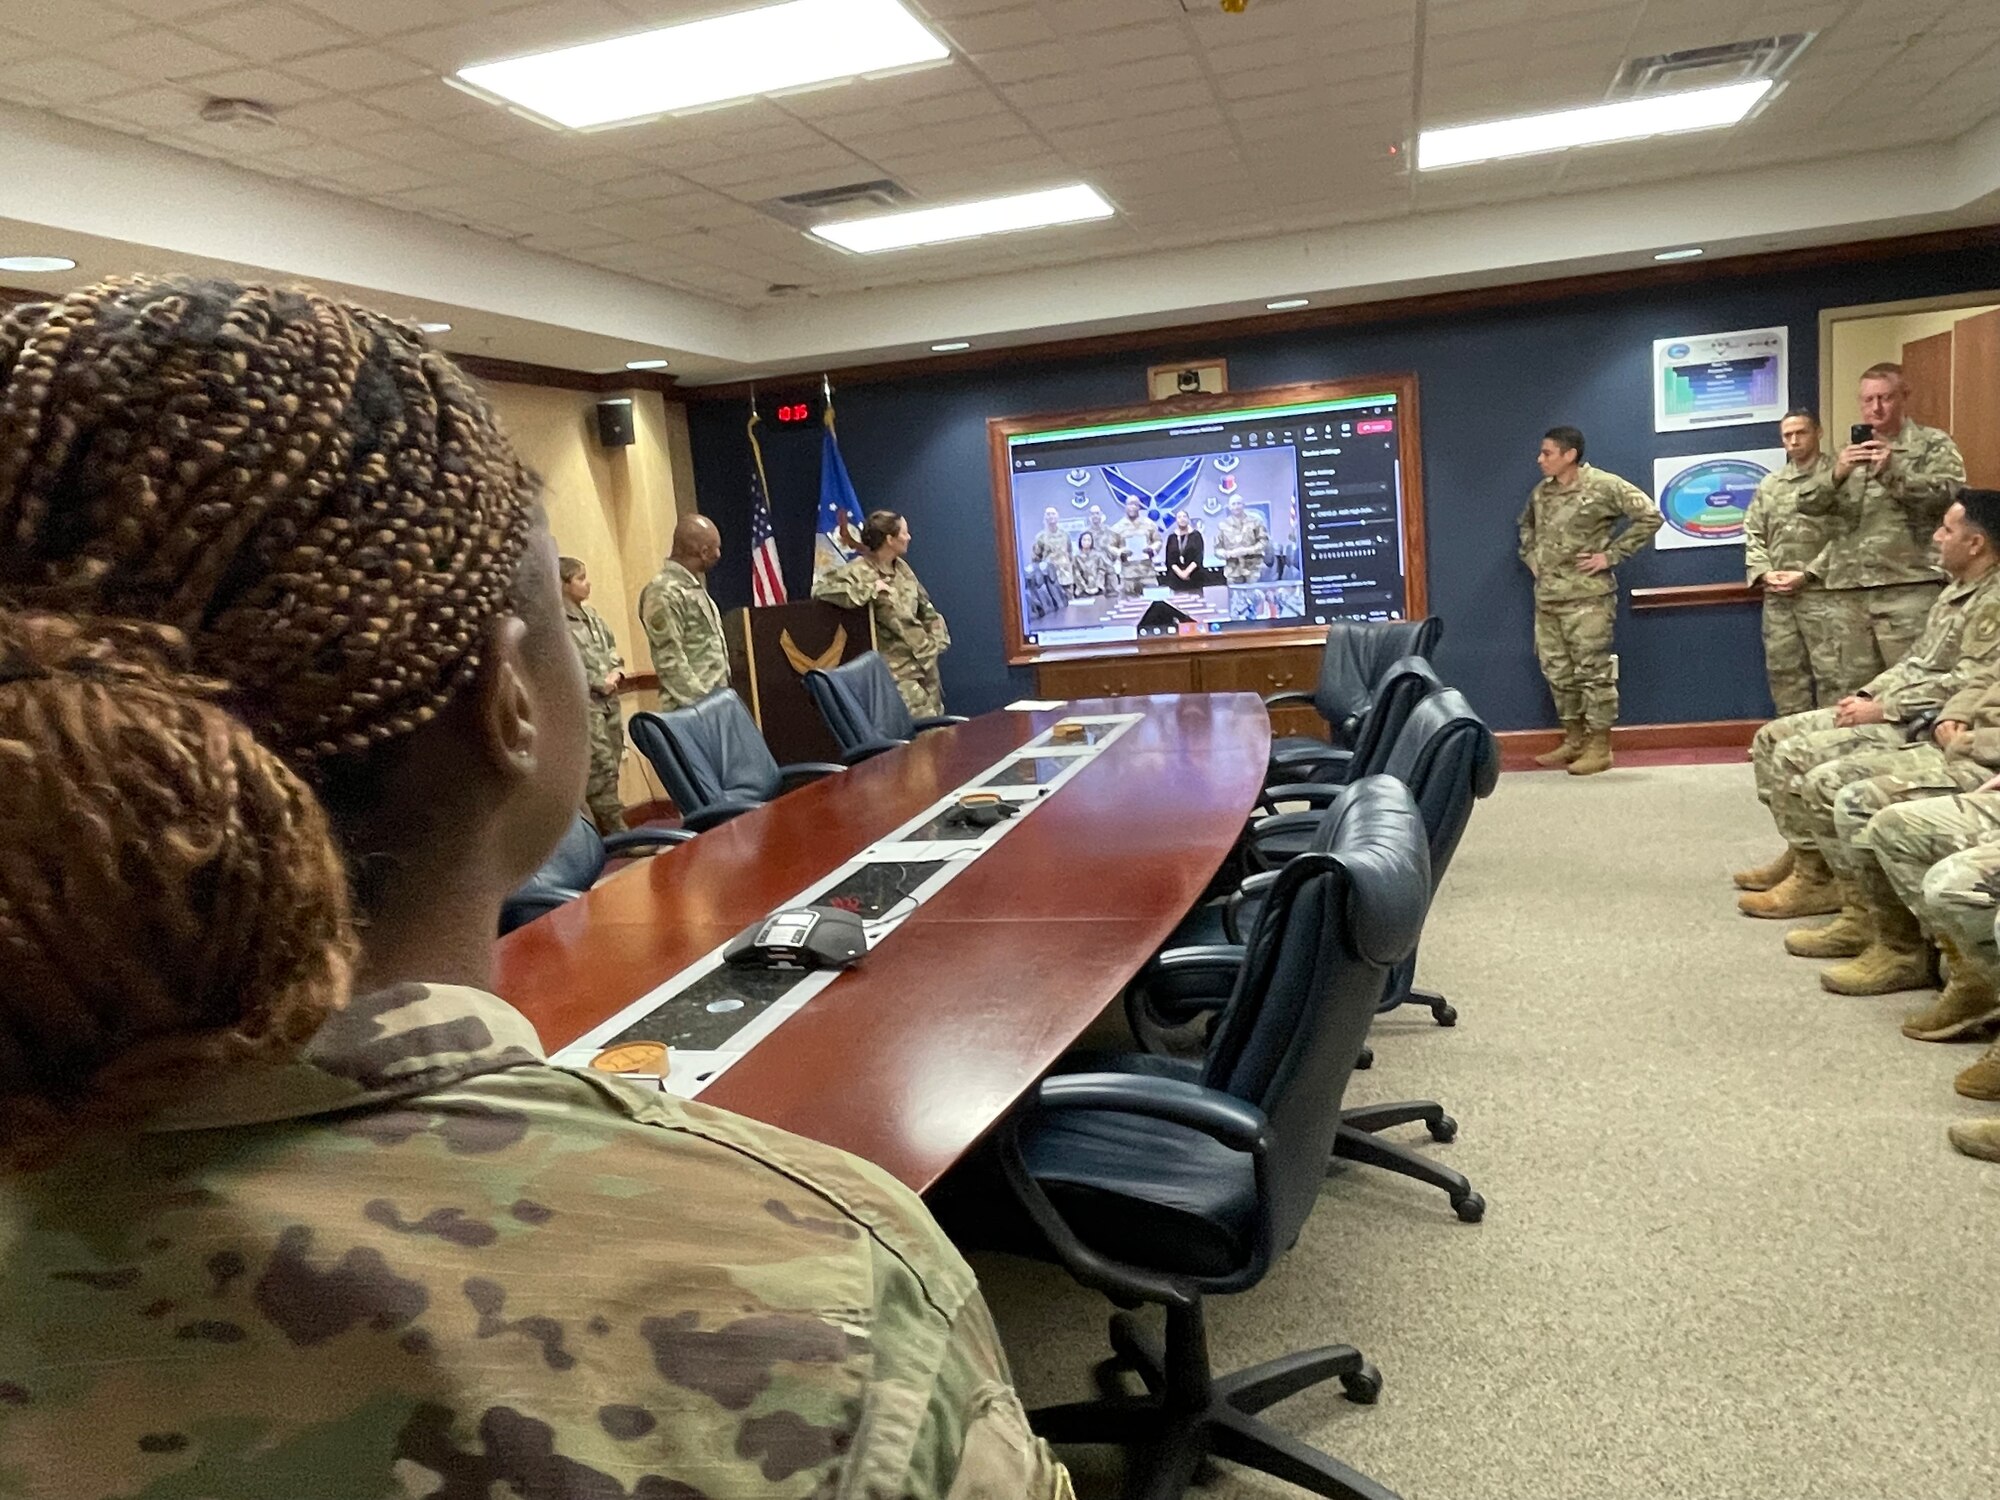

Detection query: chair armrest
(1140, 944), (1247, 1012)
(1223, 871), (1279, 944)
(1255, 782), (1341, 817)
(777, 761), (848, 786)
(1034, 1072), (1270, 1154)
(672, 802), (759, 834)
(1268, 744), (1353, 780)
(1262, 689), (1314, 709)
(840, 738), (905, 765)
(912, 715), (968, 733)
(600, 828), (695, 855)
(498, 886), (587, 935)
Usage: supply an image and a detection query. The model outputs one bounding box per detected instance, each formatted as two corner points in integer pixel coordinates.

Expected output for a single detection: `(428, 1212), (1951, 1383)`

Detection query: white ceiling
(2, 0), (1999, 381)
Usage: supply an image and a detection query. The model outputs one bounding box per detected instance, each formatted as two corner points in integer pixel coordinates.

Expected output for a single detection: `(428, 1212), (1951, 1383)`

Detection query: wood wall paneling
(1900, 330), (1955, 431)
(1951, 308), (2000, 488)
(1035, 648), (1327, 740)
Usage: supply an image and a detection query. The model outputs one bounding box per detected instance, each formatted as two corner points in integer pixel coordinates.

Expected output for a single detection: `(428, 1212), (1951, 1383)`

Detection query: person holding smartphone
(1796, 362), (1966, 679)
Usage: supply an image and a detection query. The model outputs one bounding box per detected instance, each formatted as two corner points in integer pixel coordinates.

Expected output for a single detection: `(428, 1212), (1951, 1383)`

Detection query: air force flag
(814, 407), (863, 579)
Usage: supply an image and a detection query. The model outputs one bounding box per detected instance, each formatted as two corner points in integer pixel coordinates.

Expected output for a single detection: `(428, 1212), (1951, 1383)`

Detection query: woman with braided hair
(0, 278), (1068, 1500)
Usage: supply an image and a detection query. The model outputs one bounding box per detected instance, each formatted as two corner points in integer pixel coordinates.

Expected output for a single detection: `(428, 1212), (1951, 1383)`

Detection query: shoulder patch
(1964, 606), (2000, 655)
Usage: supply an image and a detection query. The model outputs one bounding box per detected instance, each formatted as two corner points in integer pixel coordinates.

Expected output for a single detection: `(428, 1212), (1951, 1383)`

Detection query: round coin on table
(589, 1040), (671, 1086)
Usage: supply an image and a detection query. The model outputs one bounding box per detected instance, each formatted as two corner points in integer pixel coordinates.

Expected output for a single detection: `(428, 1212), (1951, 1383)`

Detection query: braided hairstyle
(0, 276), (538, 1165)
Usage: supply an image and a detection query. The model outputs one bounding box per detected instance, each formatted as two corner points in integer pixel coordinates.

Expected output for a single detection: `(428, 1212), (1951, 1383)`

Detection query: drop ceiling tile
(86, 28), (239, 78)
(276, 95), (405, 138)
(935, 4), (1056, 51)
(181, 64), (327, 108)
(1041, 0), (1176, 34)
(78, 83), (204, 132)
(265, 140), (384, 178)
(0, 55), (149, 105)
(283, 43), (431, 90)
(391, 2), (637, 72)
(976, 40), (1075, 84)
(181, 4), (357, 61)
(10, 0), (143, 43)
(115, 0), (241, 17)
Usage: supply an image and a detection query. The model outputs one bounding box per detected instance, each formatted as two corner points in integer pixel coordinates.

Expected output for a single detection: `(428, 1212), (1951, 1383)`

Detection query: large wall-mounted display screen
(988, 377), (1426, 664)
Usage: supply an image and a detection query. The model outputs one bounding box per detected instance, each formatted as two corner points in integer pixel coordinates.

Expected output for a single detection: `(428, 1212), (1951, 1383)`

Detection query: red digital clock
(776, 401), (813, 424)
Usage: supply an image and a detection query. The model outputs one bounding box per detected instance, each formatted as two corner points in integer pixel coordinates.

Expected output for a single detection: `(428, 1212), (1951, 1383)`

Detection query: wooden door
(1901, 330), (1954, 431)
(1952, 308), (2000, 487)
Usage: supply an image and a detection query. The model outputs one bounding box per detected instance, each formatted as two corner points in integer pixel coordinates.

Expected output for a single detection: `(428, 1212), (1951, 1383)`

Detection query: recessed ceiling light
(812, 184), (1113, 254)
(415, 321), (452, 333)
(454, 0), (949, 131)
(1653, 247), (1705, 262)
(1266, 298), (1310, 311)
(625, 358), (671, 370)
(0, 255), (77, 273)
(1417, 79), (1773, 170)
(931, 341), (971, 352)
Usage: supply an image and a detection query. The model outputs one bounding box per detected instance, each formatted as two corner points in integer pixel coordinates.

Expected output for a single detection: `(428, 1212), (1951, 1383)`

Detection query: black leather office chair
(1266, 618), (1443, 784)
(802, 651), (966, 763)
(997, 777), (1430, 1500)
(629, 689), (844, 833)
(1255, 655), (1441, 801)
(499, 815), (692, 935)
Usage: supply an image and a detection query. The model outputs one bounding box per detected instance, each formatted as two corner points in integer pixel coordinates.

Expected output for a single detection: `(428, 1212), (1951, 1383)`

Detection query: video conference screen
(995, 388), (1416, 659)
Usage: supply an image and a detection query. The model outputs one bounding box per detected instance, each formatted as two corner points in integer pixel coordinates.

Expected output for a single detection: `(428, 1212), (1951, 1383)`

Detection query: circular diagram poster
(1650, 449), (1783, 550)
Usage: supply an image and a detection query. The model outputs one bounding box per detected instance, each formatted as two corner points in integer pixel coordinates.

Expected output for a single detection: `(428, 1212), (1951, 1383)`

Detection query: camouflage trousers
(1794, 742), (1982, 878)
(1119, 562), (1154, 596)
(1532, 596), (1618, 729)
(1851, 791), (2000, 983)
(891, 660), (946, 719)
(585, 696), (626, 832)
(1748, 707), (1898, 842)
(1763, 588), (1870, 715)
(1828, 580), (1942, 685)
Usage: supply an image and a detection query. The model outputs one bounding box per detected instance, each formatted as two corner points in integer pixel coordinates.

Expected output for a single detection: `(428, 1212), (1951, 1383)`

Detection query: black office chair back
(631, 690), (783, 816)
(1309, 617), (1442, 742)
(1336, 654), (1443, 781)
(1201, 776), (1431, 1257)
(805, 651), (915, 752)
(500, 815), (607, 935)
(1378, 686), (1499, 893)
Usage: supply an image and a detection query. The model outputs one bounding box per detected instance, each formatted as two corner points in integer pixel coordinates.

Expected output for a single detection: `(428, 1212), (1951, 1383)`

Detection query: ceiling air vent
(1609, 33), (1814, 98)
(760, 178), (914, 230)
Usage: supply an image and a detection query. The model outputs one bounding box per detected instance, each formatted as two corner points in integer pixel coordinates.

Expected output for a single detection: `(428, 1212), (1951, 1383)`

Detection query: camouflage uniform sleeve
(812, 560), (875, 609)
(1743, 482), (1774, 584)
(1793, 461), (1846, 518)
(1881, 426), (1966, 517)
(1601, 475), (1663, 565)
(915, 578), (950, 662)
(1882, 597), (2000, 722)
(1517, 496), (1537, 573)
(642, 583), (707, 707)
(600, 608), (625, 676)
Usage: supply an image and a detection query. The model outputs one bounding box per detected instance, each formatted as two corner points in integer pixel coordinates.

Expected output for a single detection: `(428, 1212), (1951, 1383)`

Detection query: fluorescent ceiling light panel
(812, 184), (1114, 253)
(1417, 79), (1772, 170)
(626, 358), (671, 369)
(1653, 247), (1705, 261)
(931, 341), (971, 351)
(0, 255), (76, 272)
(455, 0), (949, 130)
(1266, 298), (1310, 310)
(416, 321), (452, 333)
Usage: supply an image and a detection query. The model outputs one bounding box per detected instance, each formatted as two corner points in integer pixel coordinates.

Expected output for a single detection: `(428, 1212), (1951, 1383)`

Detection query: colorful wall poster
(1652, 326), (1788, 433)
(1651, 448), (1783, 550)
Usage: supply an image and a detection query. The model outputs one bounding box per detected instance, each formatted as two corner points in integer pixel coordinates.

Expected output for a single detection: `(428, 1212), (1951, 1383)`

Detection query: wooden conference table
(493, 692), (1272, 1193)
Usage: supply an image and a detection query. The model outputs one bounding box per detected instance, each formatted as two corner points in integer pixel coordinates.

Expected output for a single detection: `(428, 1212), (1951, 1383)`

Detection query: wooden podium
(724, 601), (876, 765)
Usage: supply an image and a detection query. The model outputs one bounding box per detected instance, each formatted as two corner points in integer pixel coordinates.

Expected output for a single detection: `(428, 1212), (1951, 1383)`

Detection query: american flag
(747, 409), (787, 607)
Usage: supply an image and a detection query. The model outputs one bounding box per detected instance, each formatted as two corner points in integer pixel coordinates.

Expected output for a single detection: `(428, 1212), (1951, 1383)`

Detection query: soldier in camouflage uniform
(1745, 410), (1857, 716)
(814, 509), (952, 717)
(1109, 498), (1161, 597)
(1085, 504), (1112, 559)
(1029, 506), (1075, 596)
(0, 276), (1070, 1500)
(1795, 363), (1964, 677)
(561, 557), (627, 833)
(1737, 494), (2000, 926)
(640, 515), (730, 711)
(1516, 425), (1663, 776)
(1071, 528), (1112, 598)
(1216, 494), (1271, 585)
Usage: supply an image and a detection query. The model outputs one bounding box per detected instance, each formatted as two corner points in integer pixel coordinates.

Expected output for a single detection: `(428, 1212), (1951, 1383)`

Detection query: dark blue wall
(688, 244), (2000, 730)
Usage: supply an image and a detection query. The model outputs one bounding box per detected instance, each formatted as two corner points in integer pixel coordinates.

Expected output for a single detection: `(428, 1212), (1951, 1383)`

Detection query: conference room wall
(686, 240), (2000, 731)
(486, 380), (692, 806)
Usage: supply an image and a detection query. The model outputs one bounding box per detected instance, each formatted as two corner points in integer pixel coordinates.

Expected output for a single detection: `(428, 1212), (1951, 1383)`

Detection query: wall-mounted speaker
(595, 398), (636, 448)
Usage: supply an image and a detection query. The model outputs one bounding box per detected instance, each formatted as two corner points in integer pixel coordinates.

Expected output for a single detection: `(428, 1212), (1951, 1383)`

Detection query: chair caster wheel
(1428, 1114), (1457, 1143)
(1453, 1192), (1486, 1223)
(1340, 1362), (1382, 1405)
(1434, 1004), (1458, 1027)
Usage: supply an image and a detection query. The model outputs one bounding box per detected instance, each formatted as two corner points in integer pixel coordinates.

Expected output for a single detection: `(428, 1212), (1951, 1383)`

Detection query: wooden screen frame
(988, 374), (1428, 666)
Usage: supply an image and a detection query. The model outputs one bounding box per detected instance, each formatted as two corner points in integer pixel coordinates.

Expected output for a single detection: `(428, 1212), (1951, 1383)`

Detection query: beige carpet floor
(971, 761), (2000, 1500)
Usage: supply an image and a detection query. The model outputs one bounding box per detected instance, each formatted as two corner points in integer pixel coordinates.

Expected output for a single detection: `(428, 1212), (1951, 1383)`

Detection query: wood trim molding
(985, 373), (1427, 666)
(1630, 582), (1763, 610)
(454, 353), (678, 395)
(680, 224), (2000, 402)
(1497, 717), (1761, 768)
(618, 672), (660, 695)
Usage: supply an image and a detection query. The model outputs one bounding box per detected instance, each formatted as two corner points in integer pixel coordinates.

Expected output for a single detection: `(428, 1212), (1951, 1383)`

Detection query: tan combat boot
(1534, 720), (1586, 767)
(1784, 883), (1873, 959)
(1733, 846), (1794, 891)
(1901, 939), (2000, 1040)
(1737, 846), (1840, 919)
(1820, 899), (1939, 995)
(1567, 729), (1614, 777)
(1946, 1117), (2000, 1161)
(1953, 1037), (2000, 1100)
